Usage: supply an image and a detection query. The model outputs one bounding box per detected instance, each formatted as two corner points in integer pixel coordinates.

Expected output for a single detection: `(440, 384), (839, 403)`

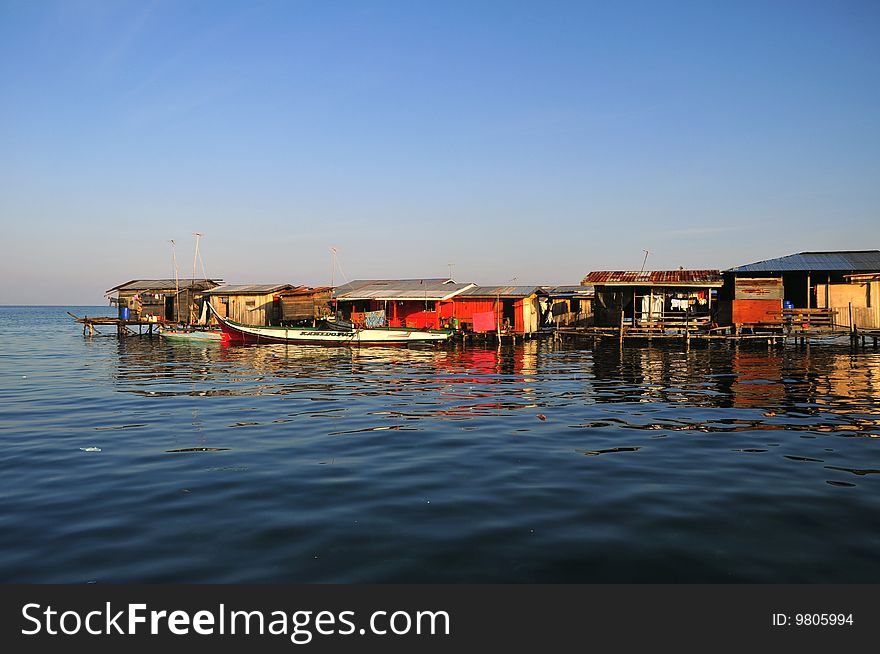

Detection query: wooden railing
(764, 308), (837, 329)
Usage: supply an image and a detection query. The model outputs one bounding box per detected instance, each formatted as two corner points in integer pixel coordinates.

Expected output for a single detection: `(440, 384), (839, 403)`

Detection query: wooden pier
(554, 326), (786, 345)
(550, 324), (877, 349)
(850, 328), (880, 349)
(68, 312), (161, 336)
(68, 311), (878, 349)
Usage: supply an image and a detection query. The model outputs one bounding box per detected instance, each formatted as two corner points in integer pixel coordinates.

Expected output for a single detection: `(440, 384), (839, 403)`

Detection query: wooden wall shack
(585, 271), (722, 330)
(453, 286), (545, 334)
(817, 275), (879, 329)
(542, 286), (594, 328)
(333, 279), (475, 330)
(280, 287), (333, 324)
(731, 277), (784, 328)
(105, 279), (222, 323)
(206, 284), (295, 326)
(727, 251), (880, 310)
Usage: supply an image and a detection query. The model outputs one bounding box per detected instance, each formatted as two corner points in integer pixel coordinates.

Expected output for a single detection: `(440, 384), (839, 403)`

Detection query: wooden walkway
(850, 329), (880, 349)
(554, 326), (788, 344)
(68, 312), (162, 336)
(552, 324), (877, 348)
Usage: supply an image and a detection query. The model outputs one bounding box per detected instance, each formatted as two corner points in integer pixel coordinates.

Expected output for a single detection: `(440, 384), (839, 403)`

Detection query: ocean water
(1, 306), (879, 583)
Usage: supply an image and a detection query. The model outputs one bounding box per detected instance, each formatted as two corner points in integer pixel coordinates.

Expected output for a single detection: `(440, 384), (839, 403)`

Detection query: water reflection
(6, 305), (880, 582)
(108, 338), (880, 437)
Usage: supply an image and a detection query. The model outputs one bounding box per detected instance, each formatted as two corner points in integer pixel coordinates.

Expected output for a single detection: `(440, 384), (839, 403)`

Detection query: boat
(158, 326), (227, 342)
(207, 303), (451, 345)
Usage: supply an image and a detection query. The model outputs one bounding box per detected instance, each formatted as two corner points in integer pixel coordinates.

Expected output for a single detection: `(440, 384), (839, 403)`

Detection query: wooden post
(619, 308), (624, 343)
(825, 275), (830, 313)
(496, 294), (500, 343)
(806, 272), (811, 309)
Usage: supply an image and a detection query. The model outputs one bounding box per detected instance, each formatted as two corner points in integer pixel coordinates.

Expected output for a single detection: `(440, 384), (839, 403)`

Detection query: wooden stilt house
(332, 279), (476, 329)
(584, 270), (722, 332)
(279, 286), (334, 325)
(451, 286), (547, 335)
(723, 250), (880, 331)
(105, 279), (222, 324)
(205, 284), (296, 326)
(541, 285), (595, 328)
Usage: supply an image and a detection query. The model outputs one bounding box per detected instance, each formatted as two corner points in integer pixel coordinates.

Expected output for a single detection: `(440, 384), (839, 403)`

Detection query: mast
(170, 239), (179, 322)
(192, 232), (203, 323)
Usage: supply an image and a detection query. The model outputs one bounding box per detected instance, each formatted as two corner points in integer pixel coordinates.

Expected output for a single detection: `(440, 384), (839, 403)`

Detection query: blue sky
(1, 0), (878, 304)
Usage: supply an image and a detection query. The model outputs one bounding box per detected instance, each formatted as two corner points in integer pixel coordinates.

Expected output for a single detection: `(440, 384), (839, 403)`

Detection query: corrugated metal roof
(333, 279), (474, 301)
(583, 270), (723, 286)
(204, 283), (295, 295)
(280, 286), (332, 296)
(106, 279), (222, 293)
(458, 285), (543, 298)
(333, 278), (452, 295)
(729, 250), (880, 273)
(545, 285), (595, 296)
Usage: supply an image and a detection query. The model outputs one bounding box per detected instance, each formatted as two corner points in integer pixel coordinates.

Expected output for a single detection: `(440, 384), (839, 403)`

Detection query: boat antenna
(639, 249), (650, 274)
(198, 238), (208, 281)
(193, 232), (203, 284)
(330, 247), (337, 287)
(329, 246), (349, 286)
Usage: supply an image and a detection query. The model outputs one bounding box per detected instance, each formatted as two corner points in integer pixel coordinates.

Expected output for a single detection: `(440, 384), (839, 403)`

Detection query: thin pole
(170, 240), (179, 322)
(497, 293), (501, 340)
(192, 232), (203, 324)
(193, 233), (202, 283)
(806, 272), (811, 309)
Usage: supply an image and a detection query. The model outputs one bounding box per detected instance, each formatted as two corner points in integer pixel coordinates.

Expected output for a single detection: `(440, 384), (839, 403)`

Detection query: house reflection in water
(730, 350), (786, 408)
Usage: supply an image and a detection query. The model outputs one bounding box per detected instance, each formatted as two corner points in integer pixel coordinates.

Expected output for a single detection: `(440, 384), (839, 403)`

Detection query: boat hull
(208, 304), (450, 346)
(159, 329), (227, 342)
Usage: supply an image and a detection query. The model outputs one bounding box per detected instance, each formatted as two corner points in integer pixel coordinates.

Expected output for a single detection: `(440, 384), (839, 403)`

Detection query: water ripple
(2, 307), (880, 582)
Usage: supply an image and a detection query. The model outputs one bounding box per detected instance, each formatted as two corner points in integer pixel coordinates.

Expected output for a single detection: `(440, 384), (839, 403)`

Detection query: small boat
(207, 303), (451, 346)
(159, 326), (227, 342)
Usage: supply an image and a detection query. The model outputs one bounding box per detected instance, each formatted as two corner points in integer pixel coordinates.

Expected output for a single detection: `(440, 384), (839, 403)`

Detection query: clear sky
(1, 0), (878, 304)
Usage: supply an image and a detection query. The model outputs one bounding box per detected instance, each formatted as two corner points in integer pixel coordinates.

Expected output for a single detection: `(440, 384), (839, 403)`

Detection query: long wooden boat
(159, 326), (227, 342)
(207, 303), (451, 345)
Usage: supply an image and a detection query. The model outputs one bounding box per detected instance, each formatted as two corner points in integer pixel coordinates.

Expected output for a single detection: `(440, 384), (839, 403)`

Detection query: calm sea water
(1, 306), (879, 583)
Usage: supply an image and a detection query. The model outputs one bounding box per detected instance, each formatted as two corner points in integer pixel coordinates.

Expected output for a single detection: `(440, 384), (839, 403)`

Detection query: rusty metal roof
(583, 270), (723, 287)
(729, 250), (880, 273)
